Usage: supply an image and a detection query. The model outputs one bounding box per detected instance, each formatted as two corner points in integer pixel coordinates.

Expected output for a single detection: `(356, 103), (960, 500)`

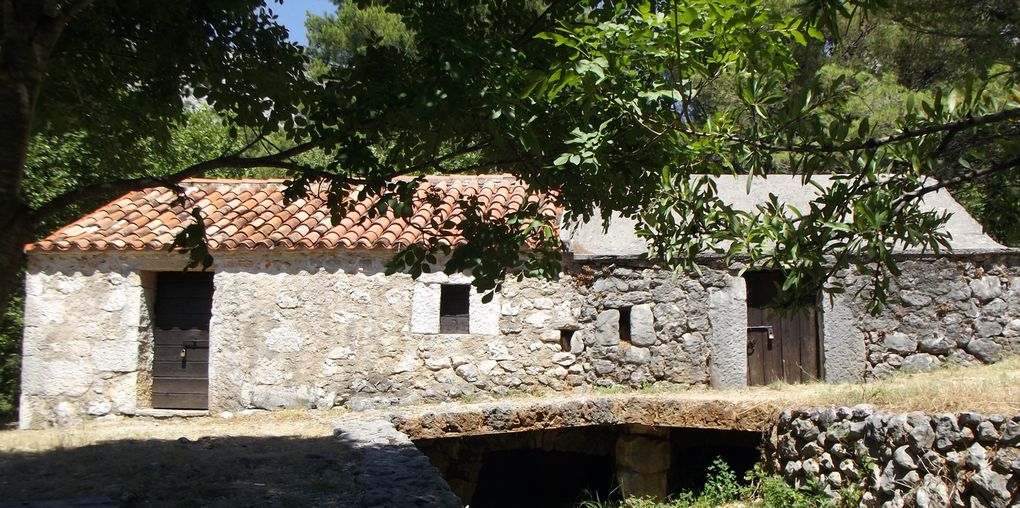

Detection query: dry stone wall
(830, 254), (1020, 380)
(768, 406), (1020, 507)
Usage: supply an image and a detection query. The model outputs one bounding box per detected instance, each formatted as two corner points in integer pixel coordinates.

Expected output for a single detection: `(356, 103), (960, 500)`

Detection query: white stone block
(410, 283), (440, 334)
(21, 357), (93, 397)
(552, 352), (576, 366)
(107, 373), (138, 413)
(87, 399), (112, 416)
(707, 276), (747, 389)
(569, 332), (586, 354)
(540, 330), (561, 343)
(264, 324), (304, 353)
(91, 341), (139, 372)
(424, 355), (451, 370)
(630, 304), (655, 346)
(486, 340), (514, 361)
(823, 290), (867, 383)
(595, 310), (621, 346)
(525, 311), (551, 328)
(534, 298), (554, 310)
(478, 360), (498, 375)
(470, 289), (500, 335)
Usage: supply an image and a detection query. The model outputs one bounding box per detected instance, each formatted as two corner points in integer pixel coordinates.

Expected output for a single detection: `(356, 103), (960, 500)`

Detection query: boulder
(884, 333), (917, 355)
(966, 339), (1003, 363)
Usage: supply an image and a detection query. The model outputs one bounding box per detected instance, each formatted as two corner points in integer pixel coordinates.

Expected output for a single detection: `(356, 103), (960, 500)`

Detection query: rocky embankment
(768, 406), (1019, 507)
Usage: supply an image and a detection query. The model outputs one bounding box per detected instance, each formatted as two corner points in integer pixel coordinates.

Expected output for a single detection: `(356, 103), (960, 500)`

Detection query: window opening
(619, 306), (632, 343)
(440, 284), (471, 334)
(559, 329), (575, 352)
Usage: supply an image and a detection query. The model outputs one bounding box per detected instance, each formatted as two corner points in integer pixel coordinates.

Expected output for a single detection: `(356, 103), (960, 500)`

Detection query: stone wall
(20, 253), (176, 428)
(20, 248), (1020, 428)
(767, 406), (1020, 507)
(21, 250), (727, 427)
(830, 254), (1020, 380)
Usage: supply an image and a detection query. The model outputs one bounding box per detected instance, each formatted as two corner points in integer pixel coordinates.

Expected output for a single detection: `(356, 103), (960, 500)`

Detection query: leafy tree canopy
(1, 0), (1018, 320)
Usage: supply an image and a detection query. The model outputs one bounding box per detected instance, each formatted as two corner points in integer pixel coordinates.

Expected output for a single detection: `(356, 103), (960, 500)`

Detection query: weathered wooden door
(152, 272), (213, 409)
(744, 271), (820, 385)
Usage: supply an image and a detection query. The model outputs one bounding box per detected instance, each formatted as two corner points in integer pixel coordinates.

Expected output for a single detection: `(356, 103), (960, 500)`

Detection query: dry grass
(578, 356), (1020, 416)
(808, 355), (1020, 414)
(646, 356), (1020, 416)
(0, 408), (342, 453)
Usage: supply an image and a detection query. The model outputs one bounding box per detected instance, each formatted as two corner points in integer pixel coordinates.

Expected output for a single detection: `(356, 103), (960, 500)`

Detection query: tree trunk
(0, 213), (33, 318)
(0, 1), (64, 314)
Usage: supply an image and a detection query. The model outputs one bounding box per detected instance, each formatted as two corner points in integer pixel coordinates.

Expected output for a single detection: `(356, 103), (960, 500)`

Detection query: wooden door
(152, 272), (213, 409)
(744, 271), (820, 386)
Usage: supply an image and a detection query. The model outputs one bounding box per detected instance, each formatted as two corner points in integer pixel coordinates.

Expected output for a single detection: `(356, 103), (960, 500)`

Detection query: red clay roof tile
(28, 176), (560, 253)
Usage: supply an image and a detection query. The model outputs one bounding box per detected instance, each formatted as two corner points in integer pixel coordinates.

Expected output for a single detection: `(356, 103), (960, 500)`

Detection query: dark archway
(470, 448), (617, 507)
(668, 428), (762, 494)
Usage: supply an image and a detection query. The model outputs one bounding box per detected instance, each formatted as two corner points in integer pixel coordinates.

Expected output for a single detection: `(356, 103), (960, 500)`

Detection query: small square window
(559, 329), (575, 352)
(440, 284), (470, 334)
(618, 306), (632, 343)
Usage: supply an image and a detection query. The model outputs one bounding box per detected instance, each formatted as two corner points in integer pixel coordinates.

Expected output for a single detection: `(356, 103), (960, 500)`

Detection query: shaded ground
(0, 435), (356, 507)
(0, 357), (1017, 506)
(0, 411), (358, 507)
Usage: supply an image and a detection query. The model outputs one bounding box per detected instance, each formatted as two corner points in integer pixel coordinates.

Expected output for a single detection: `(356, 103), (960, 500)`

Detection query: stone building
(18, 175), (1020, 428)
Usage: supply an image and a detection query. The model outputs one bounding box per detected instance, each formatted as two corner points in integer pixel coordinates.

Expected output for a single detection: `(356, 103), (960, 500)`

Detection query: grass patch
(578, 458), (842, 508)
(811, 355), (1020, 414)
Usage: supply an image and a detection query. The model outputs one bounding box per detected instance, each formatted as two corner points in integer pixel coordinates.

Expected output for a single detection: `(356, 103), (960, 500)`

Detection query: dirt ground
(0, 357), (1017, 506)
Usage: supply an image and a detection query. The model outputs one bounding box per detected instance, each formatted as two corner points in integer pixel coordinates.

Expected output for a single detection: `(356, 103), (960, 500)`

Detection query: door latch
(747, 325), (775, 343)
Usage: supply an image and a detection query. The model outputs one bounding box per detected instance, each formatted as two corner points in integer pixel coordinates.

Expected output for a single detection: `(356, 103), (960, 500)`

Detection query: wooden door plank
(800, 309), (820, 382)
(152, 361), (209, 378)
(152, 378), (208, 394)
(152, 330), (209, 345)
(151, 393), (208, 410)
(764, 308), (783, 385)
(154, 346), (209, 363)
(783, 311), (802, 384)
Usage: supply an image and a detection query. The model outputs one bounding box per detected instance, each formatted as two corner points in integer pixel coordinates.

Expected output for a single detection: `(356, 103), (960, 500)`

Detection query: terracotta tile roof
(28, 175), (558, 252)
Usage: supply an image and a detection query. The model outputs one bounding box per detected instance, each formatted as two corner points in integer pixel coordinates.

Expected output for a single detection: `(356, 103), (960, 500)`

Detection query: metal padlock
(180, 347), (187, 359)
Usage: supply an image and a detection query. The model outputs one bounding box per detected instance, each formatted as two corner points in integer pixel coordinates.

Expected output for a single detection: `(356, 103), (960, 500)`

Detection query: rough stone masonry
(19, 246), (1020, 428)
(768, 406), (1020, 508)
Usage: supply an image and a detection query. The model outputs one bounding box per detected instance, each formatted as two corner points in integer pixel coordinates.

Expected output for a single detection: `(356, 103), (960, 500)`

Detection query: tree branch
(27, 139), (323, 225)
(898, 153), (1020, 205)
(655, 107), (1020, 155)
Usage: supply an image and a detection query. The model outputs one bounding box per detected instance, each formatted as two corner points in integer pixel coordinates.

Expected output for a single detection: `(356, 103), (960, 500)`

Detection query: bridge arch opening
(414, 425), (761, 507)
